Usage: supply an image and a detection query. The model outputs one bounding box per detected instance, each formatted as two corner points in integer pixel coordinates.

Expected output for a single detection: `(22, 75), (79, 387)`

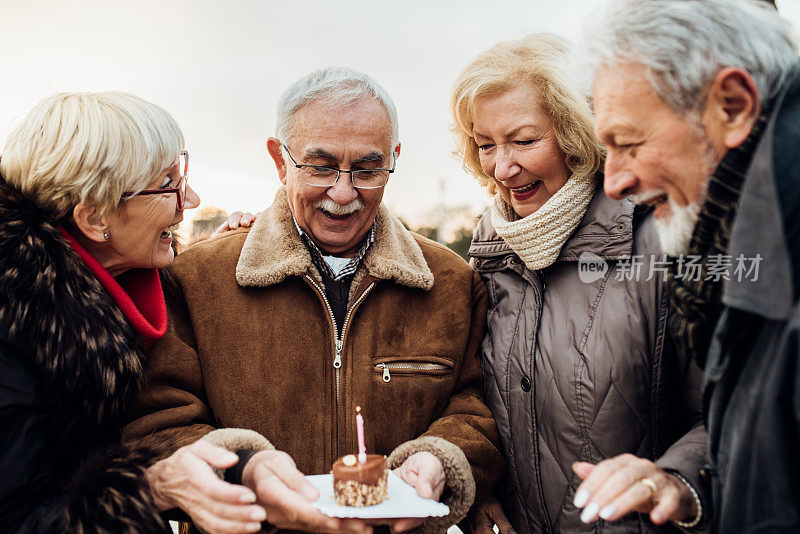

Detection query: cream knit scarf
(491, 174), (598, 270)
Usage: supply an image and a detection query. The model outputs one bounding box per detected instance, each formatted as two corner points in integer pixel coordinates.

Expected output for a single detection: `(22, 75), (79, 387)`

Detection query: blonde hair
(451, 33), (605, 196)
(0, 91), (184, 219)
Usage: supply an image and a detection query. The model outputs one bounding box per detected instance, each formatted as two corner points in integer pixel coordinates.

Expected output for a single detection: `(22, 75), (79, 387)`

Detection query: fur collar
(236, 188), (434, 291)
(0, 179), (146, 441)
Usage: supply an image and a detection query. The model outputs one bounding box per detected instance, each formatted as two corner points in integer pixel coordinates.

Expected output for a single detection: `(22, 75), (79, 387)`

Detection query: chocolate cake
(332, 453), (388, 506)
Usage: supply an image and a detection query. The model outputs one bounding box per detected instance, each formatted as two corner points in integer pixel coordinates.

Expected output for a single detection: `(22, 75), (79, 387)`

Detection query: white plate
(306, 471), (450, 518)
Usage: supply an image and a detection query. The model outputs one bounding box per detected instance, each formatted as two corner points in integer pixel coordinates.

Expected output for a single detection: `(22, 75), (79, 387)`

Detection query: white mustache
(315, 198), (364, 215)
(629, 189), (668, 205)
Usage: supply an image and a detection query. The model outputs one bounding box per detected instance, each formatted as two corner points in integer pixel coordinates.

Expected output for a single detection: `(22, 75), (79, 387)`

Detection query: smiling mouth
(320, 210), (354, 221)
(512, 181), (539, 193)
(509, 181), (541, 200)
(631, 190), (669, 209)
(160, 223), (179, 240)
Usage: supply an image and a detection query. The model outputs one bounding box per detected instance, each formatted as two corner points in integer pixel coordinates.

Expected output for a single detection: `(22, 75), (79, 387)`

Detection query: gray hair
(275, 67), (399, 145)
(583, 0), (799, 115)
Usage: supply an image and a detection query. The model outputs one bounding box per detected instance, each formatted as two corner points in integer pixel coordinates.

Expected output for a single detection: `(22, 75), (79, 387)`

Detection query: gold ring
(639, 477), (658, 497)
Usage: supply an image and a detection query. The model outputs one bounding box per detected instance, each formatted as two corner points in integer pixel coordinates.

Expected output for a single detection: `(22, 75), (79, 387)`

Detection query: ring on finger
(639, 477), (658, 499)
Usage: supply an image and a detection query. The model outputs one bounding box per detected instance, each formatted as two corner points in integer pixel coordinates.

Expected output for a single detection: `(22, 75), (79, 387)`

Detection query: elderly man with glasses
(124, 67), (503, 534)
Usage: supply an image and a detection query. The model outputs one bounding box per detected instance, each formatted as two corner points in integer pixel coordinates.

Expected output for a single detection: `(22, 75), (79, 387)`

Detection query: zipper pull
(377, 363), (390, 382)
(334, 339), (342, 369)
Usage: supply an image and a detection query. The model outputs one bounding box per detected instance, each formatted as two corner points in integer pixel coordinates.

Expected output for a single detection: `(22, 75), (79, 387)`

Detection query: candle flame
(356, 405), (361, 413)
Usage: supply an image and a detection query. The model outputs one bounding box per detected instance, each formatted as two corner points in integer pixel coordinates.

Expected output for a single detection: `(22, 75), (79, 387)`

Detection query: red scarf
(59, 227), (168, 350)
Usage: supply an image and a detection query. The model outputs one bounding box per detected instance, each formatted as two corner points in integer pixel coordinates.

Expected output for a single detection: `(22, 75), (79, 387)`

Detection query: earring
(103, 232), (110, 241)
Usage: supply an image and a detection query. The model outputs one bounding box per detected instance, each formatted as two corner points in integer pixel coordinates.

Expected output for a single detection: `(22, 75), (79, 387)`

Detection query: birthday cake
(332, 453), (388, 506)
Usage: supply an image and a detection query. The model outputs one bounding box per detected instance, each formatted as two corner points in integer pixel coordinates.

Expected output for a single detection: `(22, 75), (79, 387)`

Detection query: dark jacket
(0, 179), (170, 533)
(123, 188), (504, 533)
(704, 66), (800, 533)
(469, 190), (708, 533)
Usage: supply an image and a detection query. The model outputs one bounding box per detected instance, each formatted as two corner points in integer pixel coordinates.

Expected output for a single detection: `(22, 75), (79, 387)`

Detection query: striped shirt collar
(292, 215), (376, 281)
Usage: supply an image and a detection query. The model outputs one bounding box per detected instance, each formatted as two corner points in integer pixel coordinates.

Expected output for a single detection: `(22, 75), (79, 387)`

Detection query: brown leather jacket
(124, 188), (503, 532)
(468, 190), (708, 533)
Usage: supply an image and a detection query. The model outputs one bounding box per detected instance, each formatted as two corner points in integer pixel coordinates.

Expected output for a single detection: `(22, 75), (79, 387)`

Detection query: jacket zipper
(375, 362), (450, 382)
(529, 271), (552, 533)
(303, 275), (375, 458)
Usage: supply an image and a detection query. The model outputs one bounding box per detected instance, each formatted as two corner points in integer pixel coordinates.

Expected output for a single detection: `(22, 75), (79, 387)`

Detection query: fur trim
(0, 179), (146, 445)
(388, 436), (475, 533)
(62, 444), (170, 533)
(202, 428), (275, 479)
(236, 187), (434, 291)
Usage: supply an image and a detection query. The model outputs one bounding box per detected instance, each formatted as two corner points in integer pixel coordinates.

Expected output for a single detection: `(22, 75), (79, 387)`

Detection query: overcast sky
(2, 0), (799, 227)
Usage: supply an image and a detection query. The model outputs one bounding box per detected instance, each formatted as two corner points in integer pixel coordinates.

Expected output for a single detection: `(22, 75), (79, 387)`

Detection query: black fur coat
(0, 178), (170, 533)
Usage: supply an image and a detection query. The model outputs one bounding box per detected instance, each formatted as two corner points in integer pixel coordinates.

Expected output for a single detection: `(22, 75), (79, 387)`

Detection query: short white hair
(275, 67), (399, 145)
(1, 91), (183, 219)
(583, 0), (799, 114)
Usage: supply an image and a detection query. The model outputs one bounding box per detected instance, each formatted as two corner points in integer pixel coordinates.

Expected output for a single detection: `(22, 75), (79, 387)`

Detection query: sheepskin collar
(236, 188), (434, 291)
(0, 178), (146, 442)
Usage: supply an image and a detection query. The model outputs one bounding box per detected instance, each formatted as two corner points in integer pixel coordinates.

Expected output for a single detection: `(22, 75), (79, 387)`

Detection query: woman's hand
(213, 211), (258, 236)
(572, 454), (698, 526)
(146, 439), (267, 534)
(472, 495), (518, 534)
(379, 452), (445, 532)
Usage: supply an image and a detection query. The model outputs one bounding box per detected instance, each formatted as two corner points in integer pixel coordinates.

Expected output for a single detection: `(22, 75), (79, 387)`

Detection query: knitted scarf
(666, 113), (769, 369)
(491, 174), (598, 270)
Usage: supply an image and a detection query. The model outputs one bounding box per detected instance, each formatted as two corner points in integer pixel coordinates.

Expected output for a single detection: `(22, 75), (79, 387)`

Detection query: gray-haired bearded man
(575, 0), (800, 532)
(125, 67), (503, 534)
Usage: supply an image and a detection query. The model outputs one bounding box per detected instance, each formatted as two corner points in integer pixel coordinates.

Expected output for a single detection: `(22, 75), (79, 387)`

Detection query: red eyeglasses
(121, 151), (189, 208)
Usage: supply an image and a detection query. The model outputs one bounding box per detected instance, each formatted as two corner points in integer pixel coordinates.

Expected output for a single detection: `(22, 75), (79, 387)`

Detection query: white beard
(652, 195), (703, 257)
(631, 178), (708, 257)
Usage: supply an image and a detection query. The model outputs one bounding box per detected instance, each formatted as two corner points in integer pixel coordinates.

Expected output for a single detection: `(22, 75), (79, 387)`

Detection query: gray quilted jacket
(468, 190), (709, 533)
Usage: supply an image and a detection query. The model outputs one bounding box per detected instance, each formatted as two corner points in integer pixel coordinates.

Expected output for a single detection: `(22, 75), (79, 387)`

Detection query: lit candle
(356, 405), (367, 463)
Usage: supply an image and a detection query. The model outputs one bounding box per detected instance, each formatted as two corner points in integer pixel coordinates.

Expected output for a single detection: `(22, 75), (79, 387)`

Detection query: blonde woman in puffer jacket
(451, 34), (709, 534)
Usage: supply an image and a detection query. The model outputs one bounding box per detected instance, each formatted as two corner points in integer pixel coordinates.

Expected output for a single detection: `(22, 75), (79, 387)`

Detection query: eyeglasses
(122, 150), (189, 208)
(282, 144), (395, 189)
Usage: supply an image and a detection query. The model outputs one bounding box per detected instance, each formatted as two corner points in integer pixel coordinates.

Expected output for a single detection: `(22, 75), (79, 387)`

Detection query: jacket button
(699, 463), (716, 481)
(521, 376), (531, 392)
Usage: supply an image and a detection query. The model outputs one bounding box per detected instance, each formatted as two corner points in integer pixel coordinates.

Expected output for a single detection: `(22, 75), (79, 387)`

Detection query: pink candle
(356, 405), (367, 463)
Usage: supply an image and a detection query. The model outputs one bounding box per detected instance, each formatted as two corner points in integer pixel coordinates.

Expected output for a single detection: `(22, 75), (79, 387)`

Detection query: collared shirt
(292, 215), (375, 281)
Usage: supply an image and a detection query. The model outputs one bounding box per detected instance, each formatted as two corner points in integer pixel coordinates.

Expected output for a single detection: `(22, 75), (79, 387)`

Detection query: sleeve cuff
(670, 472), (706, 532)
(388, 436), (476, 533)
(201, 428), (274, 481)
(223, 449), (260, 485)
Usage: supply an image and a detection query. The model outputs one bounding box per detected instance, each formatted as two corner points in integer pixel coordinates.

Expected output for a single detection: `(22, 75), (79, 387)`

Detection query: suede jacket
(124, 188), (504, 533)
(468, 190), (709, 534)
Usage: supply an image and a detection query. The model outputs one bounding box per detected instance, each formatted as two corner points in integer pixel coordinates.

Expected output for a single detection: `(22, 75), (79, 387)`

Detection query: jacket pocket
(373, 357), (454, 382)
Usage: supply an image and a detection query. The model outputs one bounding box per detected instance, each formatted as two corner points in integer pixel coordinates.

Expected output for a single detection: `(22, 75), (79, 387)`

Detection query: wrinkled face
(472, 83), (571, 218)
(279, 98), (399, 257)
(104, 164), (200, 272)
(595, 62), (722, 255)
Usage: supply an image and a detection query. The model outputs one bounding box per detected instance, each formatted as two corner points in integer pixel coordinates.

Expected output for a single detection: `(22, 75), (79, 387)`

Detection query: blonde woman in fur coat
(0, 92), (268, 534)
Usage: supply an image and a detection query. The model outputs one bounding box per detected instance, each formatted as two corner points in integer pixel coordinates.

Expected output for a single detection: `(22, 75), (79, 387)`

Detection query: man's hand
(572, 454), (698, 525)
(213, 211), (258, 236)
(471, 495), (517, 534)
(145, 439), (267, 534)
(386, 451), (446, 532)
(242, 450), (371, 534)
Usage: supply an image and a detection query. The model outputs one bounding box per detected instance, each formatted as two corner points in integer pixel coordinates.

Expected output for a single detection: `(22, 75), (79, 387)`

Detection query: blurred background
(2, 0), (799, 256)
